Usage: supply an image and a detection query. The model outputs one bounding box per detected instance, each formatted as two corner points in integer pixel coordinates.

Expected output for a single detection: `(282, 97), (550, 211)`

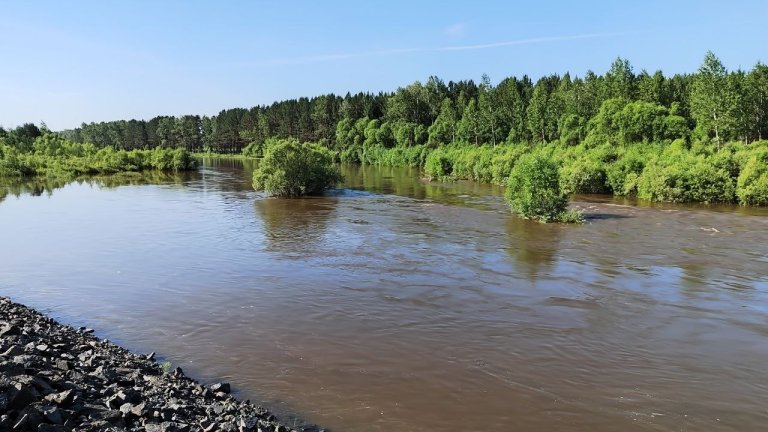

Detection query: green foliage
(736, 149), (768, 205)
(585, 99), (689, 145)
(690, 51), (734, 146)
(360, 144), (428, 167)
(560, 157), (610, 195)
(427, 98), (458, 147)
(605, 146), (650, 195)
(242, 141), (263, 158)
(558, 114), (586, 145)
(424, 149), (453, 179)
(505, 153), (582, 223)
(252, 138), (342, 197)
(422, 145), (525, 185)
(0, 133), (197, 179)
(636, 148), (736, 203)
(8, 51), (768, 207)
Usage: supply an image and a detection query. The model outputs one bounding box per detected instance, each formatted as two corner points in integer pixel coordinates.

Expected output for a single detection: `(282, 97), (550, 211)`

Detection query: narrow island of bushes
(0, 132), (197, 179)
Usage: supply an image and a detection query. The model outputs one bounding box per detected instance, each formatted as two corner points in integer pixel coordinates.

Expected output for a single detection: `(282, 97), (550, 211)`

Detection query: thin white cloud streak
(253, 32), (621, 66)
(439, 33), (616, 51)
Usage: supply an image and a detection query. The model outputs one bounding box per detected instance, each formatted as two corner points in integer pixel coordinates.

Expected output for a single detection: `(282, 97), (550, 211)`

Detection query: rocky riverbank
(0, 296), (322, 432)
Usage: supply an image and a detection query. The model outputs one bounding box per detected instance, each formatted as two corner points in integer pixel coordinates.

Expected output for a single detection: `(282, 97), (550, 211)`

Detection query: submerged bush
(252, 138), (342, 197)
(505, 153), (583, 223)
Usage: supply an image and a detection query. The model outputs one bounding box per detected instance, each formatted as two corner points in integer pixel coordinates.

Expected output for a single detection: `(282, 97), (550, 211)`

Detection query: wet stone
(211, 382), (231, 394)
(0, 296), (302, 432)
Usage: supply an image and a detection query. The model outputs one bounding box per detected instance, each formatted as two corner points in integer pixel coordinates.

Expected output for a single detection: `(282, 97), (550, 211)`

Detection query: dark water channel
(1, 159), (768, 431)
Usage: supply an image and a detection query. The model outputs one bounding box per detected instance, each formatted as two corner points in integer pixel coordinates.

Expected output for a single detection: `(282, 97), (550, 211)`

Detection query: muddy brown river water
(1, 159), (768, 431)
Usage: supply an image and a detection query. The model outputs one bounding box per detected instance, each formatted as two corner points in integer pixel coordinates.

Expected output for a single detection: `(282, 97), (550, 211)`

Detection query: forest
(1, 51), (767, 205)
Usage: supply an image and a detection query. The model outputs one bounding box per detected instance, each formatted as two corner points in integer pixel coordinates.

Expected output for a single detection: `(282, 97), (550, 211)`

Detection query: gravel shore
(0, 296), (323, 432)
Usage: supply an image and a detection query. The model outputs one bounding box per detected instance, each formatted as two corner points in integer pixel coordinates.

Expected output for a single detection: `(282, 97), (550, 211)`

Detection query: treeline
(2, 51), (767, 206)
(20, 51), (765, 155)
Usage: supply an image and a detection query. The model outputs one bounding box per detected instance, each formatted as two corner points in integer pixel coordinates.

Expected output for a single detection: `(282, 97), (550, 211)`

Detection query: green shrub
(737, 151), (768, 205)
(606, 147), (649, 195)
(252, 138), (342, 197)
(505, 153), (582, 223)
(560, 158), (610, 195)
(637, 152), (735, 203)
(491, 145), (529, 185)
(424, 149), (453, 179)
(360, 144), (427, 167)
(242, 141), (263, 158)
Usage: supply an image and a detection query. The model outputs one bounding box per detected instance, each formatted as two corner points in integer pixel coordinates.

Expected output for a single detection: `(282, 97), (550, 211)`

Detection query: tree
(527, 79), (559, 142)
(729, 70), (754, 143)
(604, 57), (636, 100)
(690, 51), (734, 147)
(311, 95), (340, 144)
(176, 115), (203, 151)
(638, 70), (668, 106)
(478, 74), (498, 145)
(457, 99), (483, 145)
(494, 77), (528, 143)
(427, 98), (458, 146)
(746, 63), (768, 140)
(386, 82), (431, 126)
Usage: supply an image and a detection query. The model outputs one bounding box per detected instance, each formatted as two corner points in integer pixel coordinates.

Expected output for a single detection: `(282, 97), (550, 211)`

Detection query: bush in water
(505, 153), (583, 223)
(252, 138), (343, 197)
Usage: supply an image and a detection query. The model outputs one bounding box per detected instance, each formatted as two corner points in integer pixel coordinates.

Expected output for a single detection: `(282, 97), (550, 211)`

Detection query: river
(1, 159), (767, 431)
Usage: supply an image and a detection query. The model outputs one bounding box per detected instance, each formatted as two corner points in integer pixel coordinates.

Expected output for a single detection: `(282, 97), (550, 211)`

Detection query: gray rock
(43, 406), (64, 424)
(0, 323), (20, 337)
(44, 389), (74, 406)
(0, 296), (306, 432)
(211, 382), (231, 394)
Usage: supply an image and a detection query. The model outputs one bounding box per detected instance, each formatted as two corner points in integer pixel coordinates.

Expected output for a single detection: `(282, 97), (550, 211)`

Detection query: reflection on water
(342, 164), (504, 210)
(1, 158), (768, 432)
(0, 171), (198, 202)
(505, 216), (564, 278)
(255, 197), (338, 254)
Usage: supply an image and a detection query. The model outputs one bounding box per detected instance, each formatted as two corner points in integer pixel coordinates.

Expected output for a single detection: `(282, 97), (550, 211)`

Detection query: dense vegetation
(0, 128), (197, 178)
(4, 51), (767, 206)
(252, 139), (342, 197)
(506, 154), (583, 222)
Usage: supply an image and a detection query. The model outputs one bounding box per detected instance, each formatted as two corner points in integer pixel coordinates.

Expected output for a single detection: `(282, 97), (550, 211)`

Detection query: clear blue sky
(1, 0), (766, 130)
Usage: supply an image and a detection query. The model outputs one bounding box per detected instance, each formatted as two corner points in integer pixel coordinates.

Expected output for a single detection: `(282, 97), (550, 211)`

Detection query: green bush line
(351, 139), (768, 207)
(0, 133), (198, 178)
